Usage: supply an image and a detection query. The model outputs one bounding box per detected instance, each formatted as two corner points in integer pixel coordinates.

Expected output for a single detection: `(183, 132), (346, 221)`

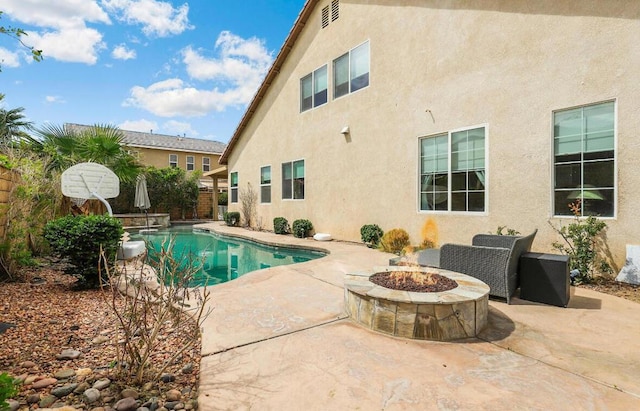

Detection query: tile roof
(65, 123), (227, 154)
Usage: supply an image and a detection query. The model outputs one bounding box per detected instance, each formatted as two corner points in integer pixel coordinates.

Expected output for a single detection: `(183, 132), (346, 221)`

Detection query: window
(260, 166), (271, 203)
(553, 101), (615, 217)
(334, 41), (369, 99)
(230, 172), (238, 203)
(169, 154), (178, 168)
(202, 157), (210, 172)
(282, 160), (305, 200)
(300, 65), (328, 112)
(186, 155), (195, 171)
(419, 127), (486, 212)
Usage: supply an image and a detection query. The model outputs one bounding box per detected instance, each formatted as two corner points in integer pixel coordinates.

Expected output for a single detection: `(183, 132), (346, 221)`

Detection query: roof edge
(219, 0), (319, 165)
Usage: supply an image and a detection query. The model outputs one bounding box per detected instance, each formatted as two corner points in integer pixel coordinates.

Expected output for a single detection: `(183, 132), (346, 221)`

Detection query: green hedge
(43, 215), (124, 288)
(273, 217), (289, 234)
(292, 219), (313, 238)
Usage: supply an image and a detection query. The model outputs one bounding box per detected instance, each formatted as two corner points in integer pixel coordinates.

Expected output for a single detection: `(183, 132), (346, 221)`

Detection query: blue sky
(0, 0), (306, 143)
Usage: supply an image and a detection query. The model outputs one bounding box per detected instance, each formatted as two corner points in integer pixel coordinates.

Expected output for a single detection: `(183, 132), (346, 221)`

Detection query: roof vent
(321, 5), (329, 28)
(331, 0), (339, 22)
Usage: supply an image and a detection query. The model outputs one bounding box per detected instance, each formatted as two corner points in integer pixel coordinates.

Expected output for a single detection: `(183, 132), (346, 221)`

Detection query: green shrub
(292, 219), (313, 238)
(273, 217), (289, 234)
(494, 226), (521, 236)
(0, 372), (18, 411)
(224, 211), (240, 227)
(218, 192), (228, 206)
(360, 224), (384, 247)
(379, 228), (410, 254)
(550, 206), (613, 284)
(43, 215), (124, 288)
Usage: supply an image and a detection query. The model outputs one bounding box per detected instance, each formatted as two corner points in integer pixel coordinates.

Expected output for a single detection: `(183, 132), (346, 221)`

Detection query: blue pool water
(130, 226), (325, 286)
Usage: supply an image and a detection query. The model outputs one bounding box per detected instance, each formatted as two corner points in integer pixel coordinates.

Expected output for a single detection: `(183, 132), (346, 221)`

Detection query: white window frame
(202, 157), (211, 172)
(230, 171), (238, 203)
(169, 154), (178, 168)
(300, 64), (328, 112)
(418, 124), (488, 214)
(552, 100), (617, 218)
(186, 155), (195, 171)
(282, 159), (305, 200)
(333, 40), (370, 100)
(260, 165), (271, 204)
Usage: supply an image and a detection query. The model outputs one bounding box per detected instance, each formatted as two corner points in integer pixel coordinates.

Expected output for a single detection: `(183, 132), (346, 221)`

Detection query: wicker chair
(439, 230), (537, 304)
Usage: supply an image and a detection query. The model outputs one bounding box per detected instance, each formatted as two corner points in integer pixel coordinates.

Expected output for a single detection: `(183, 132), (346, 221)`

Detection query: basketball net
(71, 197), (88, 207)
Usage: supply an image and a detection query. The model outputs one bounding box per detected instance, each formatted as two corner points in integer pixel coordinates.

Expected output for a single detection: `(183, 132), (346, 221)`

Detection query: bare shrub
(101, 238), (211, 385)
(239, 182), (258, 228)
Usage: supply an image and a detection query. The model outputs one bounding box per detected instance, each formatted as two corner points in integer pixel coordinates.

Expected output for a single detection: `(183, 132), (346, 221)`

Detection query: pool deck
(193, 222), (640, 410)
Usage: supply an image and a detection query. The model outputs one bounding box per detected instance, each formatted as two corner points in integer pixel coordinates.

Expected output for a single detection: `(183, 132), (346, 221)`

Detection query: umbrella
(134, 174), (151, 230)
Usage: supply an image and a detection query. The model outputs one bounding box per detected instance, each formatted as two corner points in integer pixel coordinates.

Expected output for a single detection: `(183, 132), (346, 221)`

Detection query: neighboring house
(219, 0), (640, 267)
(66, 123), (229, 218)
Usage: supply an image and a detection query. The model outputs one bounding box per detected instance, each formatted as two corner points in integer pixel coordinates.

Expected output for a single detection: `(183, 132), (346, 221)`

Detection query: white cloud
(2, 0), (111, 30)
(101, 0), (193, 37)
(2, 0), (109, 64)
(45, 95), (66, 104)
(112, 44), (136, 60)
(28, 28), (106, 64)
(0, 48), (21, 68)
(118, 119), (158, 133)
(125, 31), (274, 117)
(162, 120), (198, 137)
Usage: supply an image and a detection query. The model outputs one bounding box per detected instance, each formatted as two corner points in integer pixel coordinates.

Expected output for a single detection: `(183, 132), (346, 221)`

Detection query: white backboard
(61, 162), (120, 199)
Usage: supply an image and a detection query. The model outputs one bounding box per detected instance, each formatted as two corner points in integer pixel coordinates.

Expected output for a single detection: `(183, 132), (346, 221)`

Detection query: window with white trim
(186, 155), (195, 171)
(300, 65), (328, 112)
(169, 154), (178, 168)
(282, 160), (304, 200)
(202, 157), (210, 172)
(230, 172), (238, 203)
(419, 126), (486, 212)
(553, 101), (615, 217)
(333, 41), (369, 99)
(260, 166), (271, 203)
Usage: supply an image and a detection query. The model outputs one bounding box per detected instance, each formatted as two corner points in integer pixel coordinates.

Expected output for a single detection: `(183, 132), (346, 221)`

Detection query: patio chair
(439, 230), (537, 304)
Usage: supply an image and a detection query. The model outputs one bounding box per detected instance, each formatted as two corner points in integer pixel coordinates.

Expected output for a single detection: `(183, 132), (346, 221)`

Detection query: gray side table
(519, 252), (570, 307)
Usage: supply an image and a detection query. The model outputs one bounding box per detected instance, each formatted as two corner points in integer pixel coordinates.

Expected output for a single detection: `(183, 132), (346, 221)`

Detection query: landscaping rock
(616, 245), (640, 285)
(32, 377), (58, 389)
(114, 396), (138, 411)
(21, 361), (37, 368)
(159, 373), (175, 383)
(76, 367), (93, 377)
(57, 349), (82, 360)
(165, 389), (181, 402)
(51, 383), (78, 397)
(6, 399), (19, 411)
(93, 377), (112, 390)
(54, 368), (76, 379)
(39, 394), (58, 407)
(26, 393), (41, 403)
(84, 387), (101, 404)
(74, 381), (91, 394)
(121, 388), (139, 399)
(180, 363), (193, 374)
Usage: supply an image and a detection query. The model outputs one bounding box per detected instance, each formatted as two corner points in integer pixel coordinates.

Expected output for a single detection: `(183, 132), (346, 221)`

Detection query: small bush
(292, 219), (313, 238)
(379, 228), (410, 254)
(224, 211), (240, 227)
(273, 217), (289, 234)
(494, 226), (521, 236)
(43, 215), (124, 288)
(360, 224), (384, 247)
(218, 192), (228, 206)
(0, 372), (18, 410)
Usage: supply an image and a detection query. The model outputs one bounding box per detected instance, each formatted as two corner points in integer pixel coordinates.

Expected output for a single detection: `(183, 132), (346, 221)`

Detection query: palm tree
(30, 123), (142, 183)
(0, 93), (34, 148)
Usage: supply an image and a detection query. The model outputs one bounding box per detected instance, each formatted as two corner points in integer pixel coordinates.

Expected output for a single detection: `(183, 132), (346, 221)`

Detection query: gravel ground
(0, 261), (201, 410)
(577, 276), (640, 303)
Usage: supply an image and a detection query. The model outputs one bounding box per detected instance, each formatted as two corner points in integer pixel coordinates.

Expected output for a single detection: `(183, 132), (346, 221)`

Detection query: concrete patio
(193, 223), (640, 410)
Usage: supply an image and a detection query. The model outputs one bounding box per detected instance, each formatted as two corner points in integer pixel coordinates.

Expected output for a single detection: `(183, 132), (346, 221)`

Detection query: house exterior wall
(131, 147), (221, 175)
(226, 1), (640, 268)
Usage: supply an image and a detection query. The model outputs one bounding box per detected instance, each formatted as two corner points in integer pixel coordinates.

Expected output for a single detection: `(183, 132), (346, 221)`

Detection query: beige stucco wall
(226, 0), (640, 268)
(133, 147), (221, 175)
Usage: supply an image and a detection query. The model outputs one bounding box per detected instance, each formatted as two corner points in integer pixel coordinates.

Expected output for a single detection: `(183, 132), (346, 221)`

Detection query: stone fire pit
(344, 266), (490, 341)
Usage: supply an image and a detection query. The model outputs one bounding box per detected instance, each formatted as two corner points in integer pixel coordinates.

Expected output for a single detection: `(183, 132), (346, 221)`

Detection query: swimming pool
(130, 226), (325, 286)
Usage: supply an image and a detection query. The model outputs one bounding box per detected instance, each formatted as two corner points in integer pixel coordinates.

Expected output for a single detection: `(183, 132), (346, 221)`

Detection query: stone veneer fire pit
(344, 266), (490, 341)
